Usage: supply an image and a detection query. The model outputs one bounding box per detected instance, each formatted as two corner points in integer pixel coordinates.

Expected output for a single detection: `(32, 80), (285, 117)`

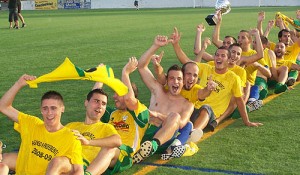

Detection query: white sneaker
(187, 129), (203, 143)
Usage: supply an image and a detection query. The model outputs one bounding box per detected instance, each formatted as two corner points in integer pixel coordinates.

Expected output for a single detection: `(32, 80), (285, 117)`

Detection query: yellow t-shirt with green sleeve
(15, 112), (83, 175)
(66, 122), (119, 164)
(206, 61), (246, 87)
(269, 41), (300, 63)
(103, 101), (149, 155)
(243, 49), (267, 85)
(196, 63), (243, 118)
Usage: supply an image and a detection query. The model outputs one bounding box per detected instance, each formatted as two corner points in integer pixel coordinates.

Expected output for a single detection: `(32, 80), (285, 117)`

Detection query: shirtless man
(133, 35), (194, 163)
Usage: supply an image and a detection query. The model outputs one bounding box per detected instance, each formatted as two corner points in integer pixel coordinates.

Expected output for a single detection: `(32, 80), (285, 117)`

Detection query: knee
(279, 66), (288, 73)
(163, 112), (180, 128)
(48, 156), (71, 171)
(0, 163), (9, 173)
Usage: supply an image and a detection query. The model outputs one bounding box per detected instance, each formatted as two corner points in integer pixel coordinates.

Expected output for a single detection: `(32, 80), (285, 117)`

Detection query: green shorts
(83, 144), (133, 175)
(288, 60), (300, 79)
(255, 77), (268, 90)
(104, 144), (133, 175)
(141, 124), (176, 153)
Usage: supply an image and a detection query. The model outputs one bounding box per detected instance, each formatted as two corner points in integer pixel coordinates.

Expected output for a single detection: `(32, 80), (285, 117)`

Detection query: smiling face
(223, 36), (236, 49)
(279, 31), (290, 46)
(167, 70), (183, 96)
(85, 93), (108, 121)
(274, 42), (286, 58)
(214, 48), (230, 74)
(238, 31), (251, 50)
(183, 63), (199, 90)
(113, 93), (126, 110)
(228, 45), (242, 66)
(41, 98), (64, 131)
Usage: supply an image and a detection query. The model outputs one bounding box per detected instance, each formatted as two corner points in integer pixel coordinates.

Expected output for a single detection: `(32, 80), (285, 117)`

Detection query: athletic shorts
(190, 105), (215, 126)
(141, 124), (177, 153)
(255, 77), (268, 90)
(17, 2), (21, 13)
(104, 144), (133, 175)
(84, 144), (133, 175)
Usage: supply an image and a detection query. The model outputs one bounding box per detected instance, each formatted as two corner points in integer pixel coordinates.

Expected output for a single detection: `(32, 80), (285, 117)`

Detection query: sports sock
(274, 83), (288, 94)
(259, 89), (268, 100)
(176, 121), (192, 145)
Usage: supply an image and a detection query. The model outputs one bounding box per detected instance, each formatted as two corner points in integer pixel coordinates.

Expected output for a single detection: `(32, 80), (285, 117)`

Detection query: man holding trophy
(205, 0), (231, 26)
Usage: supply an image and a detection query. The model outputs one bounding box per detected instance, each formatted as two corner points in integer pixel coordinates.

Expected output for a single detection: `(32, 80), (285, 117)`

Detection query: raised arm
(212, 10), (223, 48)
(0, 74), (36, 123)
(137, 35), (170, 91)
(263, 20), (275, 38)
(257, 11), (265, 36)
(151, 51), (167, 85)
(170, 27), (193, 64)
(195, 37), (213, 62)
(194, 24), (205, 55)
(92, 64), (104, 89)
(239, 29), (264, 66)
(122, 57), (139, 111)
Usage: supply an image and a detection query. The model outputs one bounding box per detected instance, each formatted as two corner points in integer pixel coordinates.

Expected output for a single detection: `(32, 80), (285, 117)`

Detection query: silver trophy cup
(205, 0), (231, 26)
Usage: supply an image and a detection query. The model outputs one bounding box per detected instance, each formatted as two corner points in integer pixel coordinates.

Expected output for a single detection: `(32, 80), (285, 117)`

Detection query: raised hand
(202, 37), (211, 50)
(196, 23), (206, 33)
(249, 28), (259, 36)
(170, 27), (181, 45)
(154, 35), (170, 47)
(207, 75), (217, 91)
(124, 57), (138, 74)
(267, 20), (275, 28)
(257, 11), (265, 22)
(151, 51), (164, 66)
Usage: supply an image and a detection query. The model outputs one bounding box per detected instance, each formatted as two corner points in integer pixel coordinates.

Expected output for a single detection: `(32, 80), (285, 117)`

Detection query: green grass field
(0, 6), (299, 174)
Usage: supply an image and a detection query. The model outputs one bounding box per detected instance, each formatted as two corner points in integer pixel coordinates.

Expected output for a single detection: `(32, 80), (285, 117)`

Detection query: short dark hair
(278, 29), (290, 38)
(41, 91), (64, 104)
(87, 88), (108, 101)
(260, 35), (269, 45)
(215, 46), (231, 58)
(228, 43), (241, 50)
(224, 36), (237, 44)
(166, 64), (182, 78)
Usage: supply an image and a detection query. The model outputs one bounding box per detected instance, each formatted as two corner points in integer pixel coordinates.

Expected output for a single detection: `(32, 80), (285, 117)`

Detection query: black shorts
(134, 1), (138, 6)
(17, 2), (21, 13)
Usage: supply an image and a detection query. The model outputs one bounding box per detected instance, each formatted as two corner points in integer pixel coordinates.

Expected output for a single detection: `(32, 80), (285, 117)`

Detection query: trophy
(205, 0), (231, 26)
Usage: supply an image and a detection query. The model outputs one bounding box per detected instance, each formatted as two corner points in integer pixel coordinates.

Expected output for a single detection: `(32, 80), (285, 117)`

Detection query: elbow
(194, 49), (200, 55)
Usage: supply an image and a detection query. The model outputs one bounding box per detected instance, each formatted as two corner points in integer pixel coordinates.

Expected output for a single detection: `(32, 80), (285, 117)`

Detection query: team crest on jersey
(122, 115), (128, 121)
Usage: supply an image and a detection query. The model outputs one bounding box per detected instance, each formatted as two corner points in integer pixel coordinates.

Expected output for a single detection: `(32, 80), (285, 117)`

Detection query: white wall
(22, 0), (35, 10)
(20, 0), (300, 10)
(91, 0), (300, 9)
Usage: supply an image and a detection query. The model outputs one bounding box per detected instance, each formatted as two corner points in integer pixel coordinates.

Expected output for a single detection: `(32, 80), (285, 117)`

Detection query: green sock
(151, 140), (159, 155)
(274, 83), (288, 94)
(259, 89), (268, 100)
